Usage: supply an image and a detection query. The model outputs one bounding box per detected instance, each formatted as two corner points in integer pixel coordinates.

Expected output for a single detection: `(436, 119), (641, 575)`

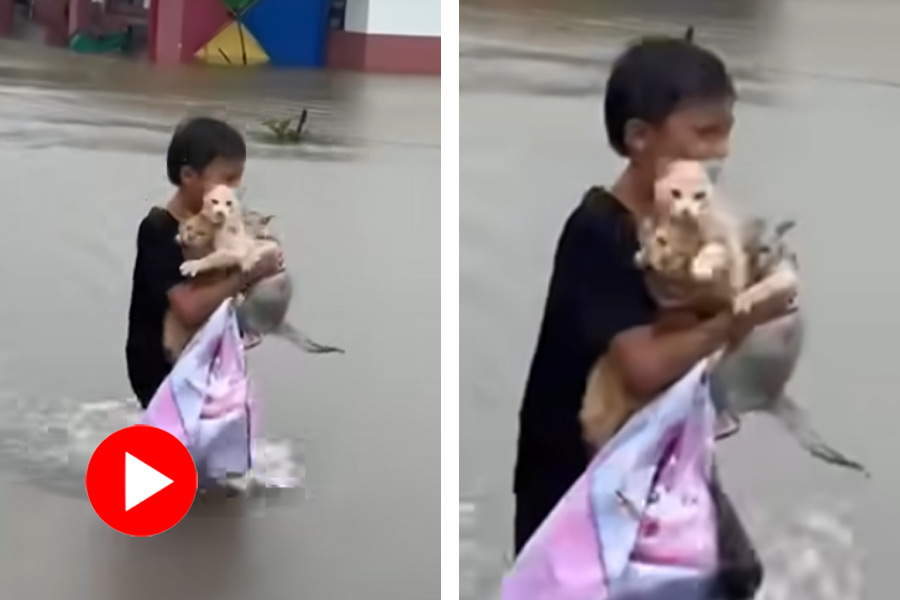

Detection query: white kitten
(179, 184), (277, 278)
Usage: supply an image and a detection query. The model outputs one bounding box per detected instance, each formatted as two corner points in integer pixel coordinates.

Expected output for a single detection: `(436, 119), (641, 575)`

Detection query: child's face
(180, 157), (245, 213)
(632, 99), (734, 174)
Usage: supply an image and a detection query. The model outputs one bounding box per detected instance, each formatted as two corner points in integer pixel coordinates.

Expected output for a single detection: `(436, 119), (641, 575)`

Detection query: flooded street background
(461, 0), (900, 598)
(0, 40), (439, 599)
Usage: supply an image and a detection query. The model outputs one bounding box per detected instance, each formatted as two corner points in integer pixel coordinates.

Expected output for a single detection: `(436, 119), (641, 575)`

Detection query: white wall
(343, 0), (440, 37)
(343, 0), (370, 34)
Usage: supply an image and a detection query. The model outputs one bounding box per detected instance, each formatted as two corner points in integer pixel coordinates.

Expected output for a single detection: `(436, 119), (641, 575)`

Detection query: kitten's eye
(226, 200), (233, 207)
(671, 188), (682, 199)
(212, 198), (219, 205)
(655, 234), (668, 247)
(694, 190), (707, 200)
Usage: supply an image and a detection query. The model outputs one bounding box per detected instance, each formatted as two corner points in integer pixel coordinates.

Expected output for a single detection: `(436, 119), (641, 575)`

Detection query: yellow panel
(195, 21), (269, 66)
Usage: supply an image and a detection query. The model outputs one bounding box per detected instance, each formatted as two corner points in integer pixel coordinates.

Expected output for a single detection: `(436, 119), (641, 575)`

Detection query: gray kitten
(709, 218), (868, 476)
(237, 209), (344, 355)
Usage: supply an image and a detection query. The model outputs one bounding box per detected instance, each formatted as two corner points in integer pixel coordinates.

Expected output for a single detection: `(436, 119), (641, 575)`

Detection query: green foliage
(260, 109), (308, 144)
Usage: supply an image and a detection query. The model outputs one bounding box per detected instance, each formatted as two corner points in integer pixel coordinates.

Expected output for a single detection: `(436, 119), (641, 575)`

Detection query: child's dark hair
(603, 36), (735, 156)
(166, 117), (247, 185)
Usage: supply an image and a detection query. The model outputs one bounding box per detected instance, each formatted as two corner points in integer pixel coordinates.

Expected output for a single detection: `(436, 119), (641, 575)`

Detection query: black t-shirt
(125, 207), (185, 408)
(513, 187), (657, 497)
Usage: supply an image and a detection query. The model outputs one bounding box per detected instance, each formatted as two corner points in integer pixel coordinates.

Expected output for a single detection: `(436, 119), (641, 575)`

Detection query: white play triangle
(125, 452), (174, 511)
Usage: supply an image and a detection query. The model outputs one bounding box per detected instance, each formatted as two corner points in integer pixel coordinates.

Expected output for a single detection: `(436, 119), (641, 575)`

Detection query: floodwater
(0, 39), (439, 599)
(461, 0), (900, 598)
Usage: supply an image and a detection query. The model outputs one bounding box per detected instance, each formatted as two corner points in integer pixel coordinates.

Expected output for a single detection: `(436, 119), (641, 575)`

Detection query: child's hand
(728, 289), (797, 345)
(243, 247), (284, 287)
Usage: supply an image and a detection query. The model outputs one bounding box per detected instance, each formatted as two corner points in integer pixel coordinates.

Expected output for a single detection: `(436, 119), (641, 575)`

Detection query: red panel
(148, 0), (158, 61)
(32, 0), (69, 46)
(326, 30), (366, 70)
(180, 0), (232, 61)
(0, 0), (14, 36)
(327, 31), (440, 75)
(152, 0), (185, 64)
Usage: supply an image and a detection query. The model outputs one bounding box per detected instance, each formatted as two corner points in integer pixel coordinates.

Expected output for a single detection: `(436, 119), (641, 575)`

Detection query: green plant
(261, 109), (309, 143)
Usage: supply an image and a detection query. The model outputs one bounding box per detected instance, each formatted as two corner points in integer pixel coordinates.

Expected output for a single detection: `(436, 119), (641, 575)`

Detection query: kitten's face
(243, 210), (275, 239)
(643, 226), (690, 274)
(176, 216), (215, 248)
(201, 184), (239, 225)
(654, 160), (714, 221)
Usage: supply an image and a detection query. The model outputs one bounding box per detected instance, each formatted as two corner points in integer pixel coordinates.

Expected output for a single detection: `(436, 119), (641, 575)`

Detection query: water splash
(0, 393), (306, 498)
(747, 497), (864, 600)
(460, 500), (510, 600)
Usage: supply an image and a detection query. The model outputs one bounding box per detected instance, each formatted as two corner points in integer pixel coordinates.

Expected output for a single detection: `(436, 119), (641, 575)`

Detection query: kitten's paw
(732, 282), (771, 314)
(692, 245), (728, 281)
(691, 261), (716, 281)
(732, 291), (756, 314)
(180, 260), (201, 277)
(240, 256), (259, 272)
(691, 258), (724, 281)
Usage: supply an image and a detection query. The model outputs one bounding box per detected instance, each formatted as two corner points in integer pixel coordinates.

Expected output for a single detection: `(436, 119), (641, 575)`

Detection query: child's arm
(169, 275), (244, 328)
(172, 251), (284, 327)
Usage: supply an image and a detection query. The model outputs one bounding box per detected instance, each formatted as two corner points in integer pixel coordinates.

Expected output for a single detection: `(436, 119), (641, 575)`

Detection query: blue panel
(243, 0), (330, 68)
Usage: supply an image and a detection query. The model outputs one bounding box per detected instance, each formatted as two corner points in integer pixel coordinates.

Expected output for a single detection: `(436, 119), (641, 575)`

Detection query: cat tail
(772, 396), (869, 477)
(274, 321), (345, 355)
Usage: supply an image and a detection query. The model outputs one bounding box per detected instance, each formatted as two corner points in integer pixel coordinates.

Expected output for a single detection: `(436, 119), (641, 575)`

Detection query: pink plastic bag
(503, 361), (718, 600)
(142, 300), (259, 482)
(631, 422), (717, 569)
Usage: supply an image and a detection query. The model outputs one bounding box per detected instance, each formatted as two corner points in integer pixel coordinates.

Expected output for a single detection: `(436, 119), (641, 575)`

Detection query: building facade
(16, 0), (439, 75)
(151, 0), (439, 74)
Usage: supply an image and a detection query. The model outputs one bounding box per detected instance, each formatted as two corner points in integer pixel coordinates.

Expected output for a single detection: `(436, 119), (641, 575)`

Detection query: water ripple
(0, 393), (306, 501)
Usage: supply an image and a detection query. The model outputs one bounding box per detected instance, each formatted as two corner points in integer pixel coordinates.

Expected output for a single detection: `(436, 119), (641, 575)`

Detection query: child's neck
(167, 190), (199, 221)
(611, 163), (655, 218)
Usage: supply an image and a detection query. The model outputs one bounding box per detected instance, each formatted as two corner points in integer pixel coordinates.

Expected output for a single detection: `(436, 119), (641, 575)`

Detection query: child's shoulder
(137, 206), (179, 244)
(562, 186), (634, 250)
(574, 186), (629, 226)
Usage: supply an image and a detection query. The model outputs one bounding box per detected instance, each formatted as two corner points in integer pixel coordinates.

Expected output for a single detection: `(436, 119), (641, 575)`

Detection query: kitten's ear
(262, 214), (275, 224)
(684, 26), (695, 42)
(774, 218), (797, 238)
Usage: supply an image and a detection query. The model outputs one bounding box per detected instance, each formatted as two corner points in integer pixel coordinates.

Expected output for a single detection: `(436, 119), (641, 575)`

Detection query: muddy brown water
(461, 1), (900, 598)
(0, 39), (438, 599)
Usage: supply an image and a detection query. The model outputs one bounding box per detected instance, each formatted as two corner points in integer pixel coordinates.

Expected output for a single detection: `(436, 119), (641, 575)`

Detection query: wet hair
(603, 36), (735, 156)
(166, 117), (247, 185)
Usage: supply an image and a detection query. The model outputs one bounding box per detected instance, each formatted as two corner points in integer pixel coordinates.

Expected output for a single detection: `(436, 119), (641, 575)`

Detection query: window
(328, 0), (346, 30)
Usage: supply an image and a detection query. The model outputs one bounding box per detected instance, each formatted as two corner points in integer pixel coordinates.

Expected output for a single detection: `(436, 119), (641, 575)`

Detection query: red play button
(86, 425), (197, 536)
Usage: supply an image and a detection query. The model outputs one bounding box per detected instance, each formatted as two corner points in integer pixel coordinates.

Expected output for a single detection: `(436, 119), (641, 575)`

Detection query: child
(512, 36), (794, 596)
(125, 117), (282, 409)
